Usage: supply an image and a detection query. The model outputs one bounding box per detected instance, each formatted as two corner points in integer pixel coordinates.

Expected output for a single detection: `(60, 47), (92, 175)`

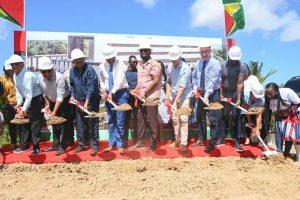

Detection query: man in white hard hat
(69, 49), (101, 156)
(0, 60), (19, 150)
(37, 56), (71, 156)
(8, 54), (44, 155)
(165, 45), (192, 153)
(99, 46), (128, 154)
(220, 45), (250, 152)
(191, 42), (223, 152)
(130, 43), (162, 150)
(243, 80), (265, 145)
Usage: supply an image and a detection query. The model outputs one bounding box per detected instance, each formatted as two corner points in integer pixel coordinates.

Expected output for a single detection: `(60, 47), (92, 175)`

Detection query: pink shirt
(137, 59), (162, 99)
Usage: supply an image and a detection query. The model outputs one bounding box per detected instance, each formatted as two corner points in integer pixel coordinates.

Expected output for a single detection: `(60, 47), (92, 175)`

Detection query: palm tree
(248, 61), (277, 83)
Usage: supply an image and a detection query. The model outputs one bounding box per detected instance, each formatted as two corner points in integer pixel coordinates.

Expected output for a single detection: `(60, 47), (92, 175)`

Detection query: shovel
(221, 98), (248, 113)
(70, 100), (105, 118)
(196, 92), (223, 110)
(256, 135), (277, 157)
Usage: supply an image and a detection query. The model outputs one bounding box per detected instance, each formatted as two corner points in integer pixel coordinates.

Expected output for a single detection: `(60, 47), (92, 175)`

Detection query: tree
(248, 61), (277, 83)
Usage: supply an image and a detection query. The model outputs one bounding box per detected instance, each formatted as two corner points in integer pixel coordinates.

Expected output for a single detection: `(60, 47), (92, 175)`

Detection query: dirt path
(0, 157), (299, 200)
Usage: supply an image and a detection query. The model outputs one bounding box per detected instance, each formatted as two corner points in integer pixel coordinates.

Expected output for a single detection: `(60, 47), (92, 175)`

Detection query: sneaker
(31, 148), (40, 155)
(90, 148), (98, 156)
(55, 149), (66, 156)
(13, 147), (25, 153)
(73, 146), (87, 154)
(215, 139), (225, 147)
(118, 147), (125, 155)
(191, 140), (204, 147)
(204, 144), (215, 152)
(234, 140), (244, 152)
(169, 141), (180, 148)
(180, 145), (187, 153)
(150, 142), (157, 151)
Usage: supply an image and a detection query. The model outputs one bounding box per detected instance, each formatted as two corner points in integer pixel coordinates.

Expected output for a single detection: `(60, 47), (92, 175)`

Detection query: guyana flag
(223, 0), (245, 36)
(0, 0), (24, 27)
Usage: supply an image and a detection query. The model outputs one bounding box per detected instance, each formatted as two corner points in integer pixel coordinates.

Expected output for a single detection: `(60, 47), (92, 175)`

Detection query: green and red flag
(223, 0), (245, 36)
(0, 0), (24, 27)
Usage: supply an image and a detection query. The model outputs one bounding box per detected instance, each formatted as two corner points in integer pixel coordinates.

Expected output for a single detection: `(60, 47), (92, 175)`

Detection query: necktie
(108, 64), (114, 92)
(200, 61), (207, 90)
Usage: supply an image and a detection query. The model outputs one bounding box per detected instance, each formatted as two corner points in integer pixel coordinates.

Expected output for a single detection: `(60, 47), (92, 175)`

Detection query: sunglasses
(40, 69), (52, 74)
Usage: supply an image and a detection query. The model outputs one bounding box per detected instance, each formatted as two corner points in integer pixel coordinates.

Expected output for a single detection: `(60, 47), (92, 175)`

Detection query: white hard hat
(4, 59), (12, 70)
(168, 45), (182, 61)
(228, 45), (242, 60)
(139, 42), (152, 50)
(70, 48), (86, 61)
(38, 56), (53, 70)
(102, 46), (117, 60)
(7, 54), (25, 64)
(250, 82), (264, 99)
(199, 41), (212, 48)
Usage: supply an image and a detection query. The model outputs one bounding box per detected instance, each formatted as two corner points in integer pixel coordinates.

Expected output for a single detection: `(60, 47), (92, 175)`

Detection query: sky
(0, 0), (300, 84)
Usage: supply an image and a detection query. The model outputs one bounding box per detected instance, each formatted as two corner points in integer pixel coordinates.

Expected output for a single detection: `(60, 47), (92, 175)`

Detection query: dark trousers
(207, 90), (223, 145)
(5, 104), (20, 145)
(76, 98), (100, 149)
(49, 96), (70, 150)
(124, 94), (138, 144)
(19, 94), (44, 150)
(221, 92), (242, 142)
(105, 89), (128, 148)
(137, 101), (159, 143)
(67, 104), (76, 145)
(196, 94), (208, 141)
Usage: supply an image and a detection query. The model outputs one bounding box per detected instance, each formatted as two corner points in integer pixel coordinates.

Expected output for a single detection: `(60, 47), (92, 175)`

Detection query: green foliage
(0, 125), (10, 147)
(28, 40), (67, 56)
(248, 61), (277, 83)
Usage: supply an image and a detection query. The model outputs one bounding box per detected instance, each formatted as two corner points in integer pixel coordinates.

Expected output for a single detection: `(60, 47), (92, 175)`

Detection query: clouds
(0, 18), (9, 40)
(189, 0), (300, 41)
(134, 0), (158, 9)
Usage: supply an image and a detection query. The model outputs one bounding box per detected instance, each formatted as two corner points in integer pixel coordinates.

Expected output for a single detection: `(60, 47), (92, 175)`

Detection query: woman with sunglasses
(265, 82), (300, 159)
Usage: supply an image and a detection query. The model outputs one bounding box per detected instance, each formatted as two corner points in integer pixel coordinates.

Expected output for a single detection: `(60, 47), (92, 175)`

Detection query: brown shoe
(181, 145), (187, 153)
(169, 141), (180, 148)
(90, 148), (98, 156)
(191, 140), (204, 147)
(73, 146), (87, 154)
(129, 141), (145, 149)
(103, 147), (113, 152)
(118, 147), (125, 154)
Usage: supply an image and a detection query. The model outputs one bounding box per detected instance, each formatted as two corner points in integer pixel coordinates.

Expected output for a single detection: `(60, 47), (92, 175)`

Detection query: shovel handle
(107, 99), (118, 108)
(70, 100), (91, 115)
(221, 98), (248, 113)
(256, 135), (271, 153)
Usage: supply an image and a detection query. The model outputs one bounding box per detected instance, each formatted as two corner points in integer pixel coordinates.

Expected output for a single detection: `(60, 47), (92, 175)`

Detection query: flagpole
(23, 0), (27, 66)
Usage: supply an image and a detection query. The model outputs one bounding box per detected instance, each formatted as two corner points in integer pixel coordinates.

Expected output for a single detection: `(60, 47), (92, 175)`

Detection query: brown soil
(206, 102), (224, 110)
(0, 157), (299, 200)
(10, 114), (30, 125)
(247, 107), (265, 115)
(115, 103), (132, 111)
(46, 116), (67, 125)
(174, 107), (192, 116)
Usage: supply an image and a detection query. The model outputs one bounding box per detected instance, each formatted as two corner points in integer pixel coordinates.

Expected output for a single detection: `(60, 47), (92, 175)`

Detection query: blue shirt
(192, 57), (221, 98)
(13, 67), (42, 112)
(167, 60), (192, 102)
(125, 69), (138, 90)
(69, 63), (100, 102)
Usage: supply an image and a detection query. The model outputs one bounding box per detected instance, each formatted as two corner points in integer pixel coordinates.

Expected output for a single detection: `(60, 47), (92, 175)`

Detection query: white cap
(199, 41), (212, 48)
(139, 42), (152, 50)
(102, 46), (117, 60)
(4, 59), (12, 70)
(38, 56), (53, 70)
(70, 49), (86, 60)
(168, 45), (182, 61)
(7, 54), (25, 64)
(250, 82), (264, 99)
(228, 45), (242, 60)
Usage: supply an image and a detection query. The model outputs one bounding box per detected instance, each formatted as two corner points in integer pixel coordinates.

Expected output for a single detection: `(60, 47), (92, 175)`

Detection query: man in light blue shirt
(166, 45), (192, 153)
(8, 54), (44, 155)
(191, 43), (223, 152)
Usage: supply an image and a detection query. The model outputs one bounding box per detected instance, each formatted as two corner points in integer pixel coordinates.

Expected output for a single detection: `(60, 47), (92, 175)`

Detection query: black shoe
(31, 148), (40, 155)
(13, 147), (25, 153)
(90, 148), (98, 156)
(191, 140), (204, 147)
(150, 142), (157, 150)
(73, 146), (87, 154)
(216, 139), (225, 147)
(180, 145), (187, 153)
(204, 144), (215, 152)
(234, 140), (244, 152)
(55, 149), (66, 156)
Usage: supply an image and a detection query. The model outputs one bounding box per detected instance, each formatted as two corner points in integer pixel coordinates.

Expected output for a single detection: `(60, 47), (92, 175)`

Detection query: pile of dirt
(46, 116), (66, 125)
(0, 157), (299, 200)
(115, 103), (132, 111)
(174, 107), (192, 116)
(206, 102), (224, 110)
(247, 107), (264, 115)
(10, 114), (29, 125)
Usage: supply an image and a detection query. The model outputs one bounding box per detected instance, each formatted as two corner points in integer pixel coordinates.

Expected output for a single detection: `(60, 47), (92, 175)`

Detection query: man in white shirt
(37, 57), (71, 156)
(99, 46), (129, 154)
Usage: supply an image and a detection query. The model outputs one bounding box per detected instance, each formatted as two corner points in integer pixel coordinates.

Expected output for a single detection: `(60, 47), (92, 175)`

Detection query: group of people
(1, 42), (299, 160)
